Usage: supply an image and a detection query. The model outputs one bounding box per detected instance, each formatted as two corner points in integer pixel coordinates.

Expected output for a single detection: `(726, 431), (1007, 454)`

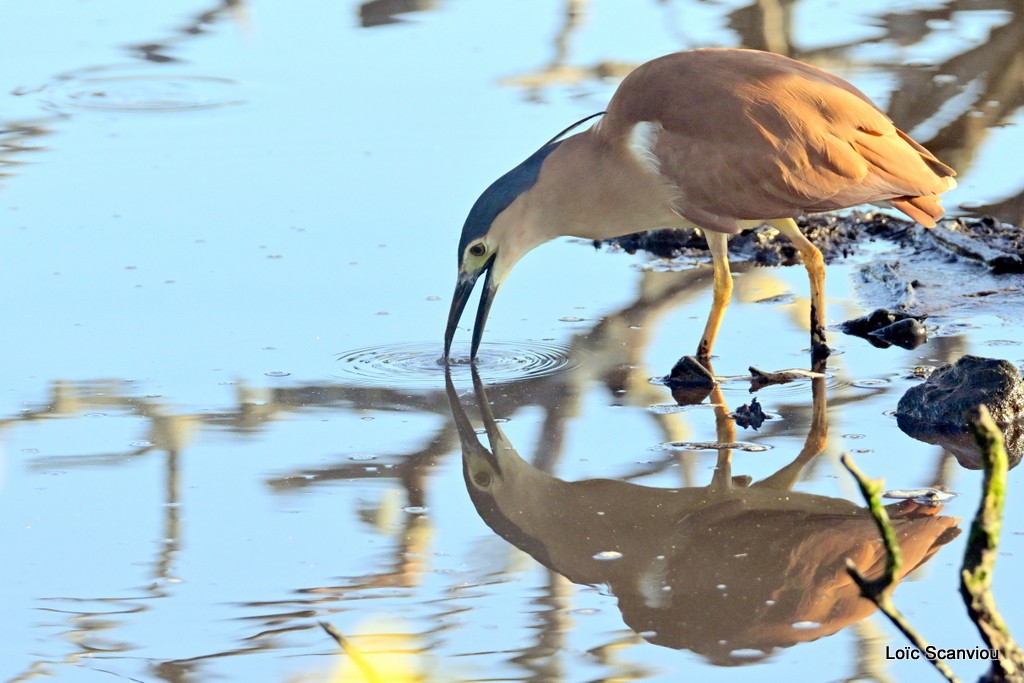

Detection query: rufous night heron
(443, 48), (956, 362)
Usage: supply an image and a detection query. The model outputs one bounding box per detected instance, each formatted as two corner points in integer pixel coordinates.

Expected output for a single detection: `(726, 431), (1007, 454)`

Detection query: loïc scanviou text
(886, 646), (1000, 661)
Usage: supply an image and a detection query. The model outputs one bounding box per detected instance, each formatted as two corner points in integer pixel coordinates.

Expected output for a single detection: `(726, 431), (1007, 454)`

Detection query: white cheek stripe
(627, 121), (661, 174)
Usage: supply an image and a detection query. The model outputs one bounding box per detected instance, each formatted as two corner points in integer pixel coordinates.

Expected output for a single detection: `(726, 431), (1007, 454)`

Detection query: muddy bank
(596, 213), (1023, 272)
(597, 213), (1024, 325)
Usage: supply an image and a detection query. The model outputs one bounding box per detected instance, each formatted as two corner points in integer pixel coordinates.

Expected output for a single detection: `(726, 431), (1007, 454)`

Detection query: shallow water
(2, 2), (1023, 682)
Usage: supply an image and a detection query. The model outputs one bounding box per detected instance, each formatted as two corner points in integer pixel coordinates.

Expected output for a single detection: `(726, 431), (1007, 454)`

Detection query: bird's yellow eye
(469, 242), (487, 258)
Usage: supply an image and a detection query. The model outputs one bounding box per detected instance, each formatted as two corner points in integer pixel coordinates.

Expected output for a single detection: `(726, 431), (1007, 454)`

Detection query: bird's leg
(696, 231), (733, 360)
(770, 218), (830, 362)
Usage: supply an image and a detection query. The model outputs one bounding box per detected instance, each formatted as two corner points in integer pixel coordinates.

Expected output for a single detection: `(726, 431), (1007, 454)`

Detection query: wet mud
(597, 213), (1023, 271)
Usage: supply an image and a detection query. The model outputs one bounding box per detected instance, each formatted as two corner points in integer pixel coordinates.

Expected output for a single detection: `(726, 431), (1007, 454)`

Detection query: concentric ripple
(333, 341), (582, 388)
(39, 74), (244, 113)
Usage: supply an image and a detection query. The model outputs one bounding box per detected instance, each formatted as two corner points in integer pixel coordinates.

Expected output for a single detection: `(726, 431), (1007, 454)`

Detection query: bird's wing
(600, 49), (955, 231)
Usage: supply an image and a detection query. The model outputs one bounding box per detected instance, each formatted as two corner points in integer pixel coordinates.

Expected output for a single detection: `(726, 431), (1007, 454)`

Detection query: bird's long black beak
(444, 256), (495, 361)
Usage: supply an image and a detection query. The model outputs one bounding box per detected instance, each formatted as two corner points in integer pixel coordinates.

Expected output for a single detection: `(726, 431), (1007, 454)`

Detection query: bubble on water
(852, 378), (889, 388)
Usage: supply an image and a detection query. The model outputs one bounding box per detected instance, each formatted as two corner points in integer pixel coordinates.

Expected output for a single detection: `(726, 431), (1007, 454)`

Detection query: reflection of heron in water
(446, 368), (960, 665)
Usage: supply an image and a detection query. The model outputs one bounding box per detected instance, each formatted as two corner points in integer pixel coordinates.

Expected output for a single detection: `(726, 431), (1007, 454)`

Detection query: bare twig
(841, 453), (960, 683)
(962, 407), (1024, 682)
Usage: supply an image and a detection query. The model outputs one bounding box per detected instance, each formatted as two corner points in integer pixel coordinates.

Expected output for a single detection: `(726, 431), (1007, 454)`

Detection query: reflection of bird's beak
(444, 365), (503, 476)
(443, 256), (495, 361)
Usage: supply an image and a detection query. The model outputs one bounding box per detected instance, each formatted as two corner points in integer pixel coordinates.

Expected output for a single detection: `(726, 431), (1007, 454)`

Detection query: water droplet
(402, 506), (428, 514)
(129, 440), (153, 447)
(350, 454), (376, 461)
(593, 550), (623, 561)
(264, 370), (291, 377)
(558, 316), (585, 323)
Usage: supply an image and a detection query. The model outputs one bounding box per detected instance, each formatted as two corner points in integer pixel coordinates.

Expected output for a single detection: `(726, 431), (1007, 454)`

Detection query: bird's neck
(527, 130), (685, 240)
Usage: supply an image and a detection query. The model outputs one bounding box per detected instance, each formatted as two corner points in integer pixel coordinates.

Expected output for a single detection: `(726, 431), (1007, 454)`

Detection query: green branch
(841, 453), (960, 683)
(962, 407), (1024, 682)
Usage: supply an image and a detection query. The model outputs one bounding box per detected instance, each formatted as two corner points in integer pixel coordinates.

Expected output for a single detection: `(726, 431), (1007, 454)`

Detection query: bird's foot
(693, 351), (716, 374)
(810, 342), (831, 372)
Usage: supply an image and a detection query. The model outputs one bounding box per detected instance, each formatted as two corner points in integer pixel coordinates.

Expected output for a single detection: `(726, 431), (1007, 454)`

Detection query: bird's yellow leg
(769, 218), (830, 362)
(696, 230), (733, 360)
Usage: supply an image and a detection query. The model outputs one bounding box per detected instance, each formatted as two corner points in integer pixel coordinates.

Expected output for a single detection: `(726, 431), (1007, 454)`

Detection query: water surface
(2, 1), (1023, 682)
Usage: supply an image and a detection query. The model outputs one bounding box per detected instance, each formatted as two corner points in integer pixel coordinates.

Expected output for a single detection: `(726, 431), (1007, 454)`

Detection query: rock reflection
(448, 368), (961, 664)
(358, 0), (438, 28)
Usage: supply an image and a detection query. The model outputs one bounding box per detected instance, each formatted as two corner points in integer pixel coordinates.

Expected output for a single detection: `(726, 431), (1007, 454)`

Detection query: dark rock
(662, 355), (715, 405)
(895, 355), (1024, 469)
(840, 309), (905, 336)
(731, 398), (767, 430)
(868, 317), (928, 349)
(839, 308), (928, 349)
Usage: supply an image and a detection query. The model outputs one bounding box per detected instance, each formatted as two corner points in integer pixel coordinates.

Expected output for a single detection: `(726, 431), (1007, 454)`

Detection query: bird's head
(443, 112), (604, 361)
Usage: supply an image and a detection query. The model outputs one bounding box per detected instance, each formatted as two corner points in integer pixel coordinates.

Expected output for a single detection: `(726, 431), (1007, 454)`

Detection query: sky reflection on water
(2, 1), (1023, 682)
